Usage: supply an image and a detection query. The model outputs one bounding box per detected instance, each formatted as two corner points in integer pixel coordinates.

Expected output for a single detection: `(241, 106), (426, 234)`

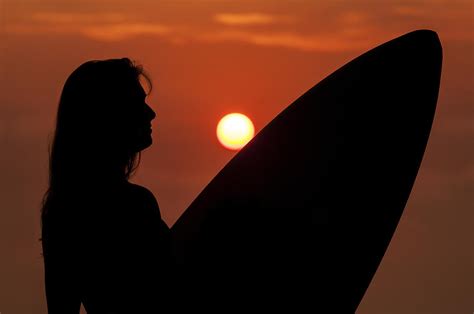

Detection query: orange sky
(0, 0), (472, 313)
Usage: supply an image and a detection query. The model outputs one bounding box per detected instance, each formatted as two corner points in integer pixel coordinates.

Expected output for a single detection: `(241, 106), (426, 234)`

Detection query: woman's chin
(135, 136), (153, 152)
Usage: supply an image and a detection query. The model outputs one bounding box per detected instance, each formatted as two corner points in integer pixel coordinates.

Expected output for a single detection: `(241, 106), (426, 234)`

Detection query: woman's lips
(136, 125), (152, 135)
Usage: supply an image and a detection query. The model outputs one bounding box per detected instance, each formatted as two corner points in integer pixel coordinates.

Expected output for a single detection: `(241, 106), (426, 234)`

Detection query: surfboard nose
(376, 29), (442, 92)
(403, 29), (442, 67)
(403, 29), (441, 47)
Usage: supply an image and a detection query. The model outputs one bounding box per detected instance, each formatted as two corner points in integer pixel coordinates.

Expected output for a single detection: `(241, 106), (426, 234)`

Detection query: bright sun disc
(217, 113), (255, 150)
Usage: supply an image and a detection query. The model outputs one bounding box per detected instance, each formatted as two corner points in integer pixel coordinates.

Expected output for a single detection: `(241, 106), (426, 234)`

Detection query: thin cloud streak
(214, 12), (291, 26)
(31, 12), (127, 24)
(6, 11), (174, 41)
(392, 5), (427, 17)
(5, 22), (173, 41)
(82, 23), (171, 41)
(197, 30), (380, 52)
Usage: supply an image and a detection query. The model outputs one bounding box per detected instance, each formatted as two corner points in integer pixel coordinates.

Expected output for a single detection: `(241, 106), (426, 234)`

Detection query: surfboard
(171, 30), (442, 312)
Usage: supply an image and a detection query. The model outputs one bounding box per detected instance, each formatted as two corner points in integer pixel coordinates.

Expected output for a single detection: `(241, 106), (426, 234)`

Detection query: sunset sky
(0, 0), (472, 313)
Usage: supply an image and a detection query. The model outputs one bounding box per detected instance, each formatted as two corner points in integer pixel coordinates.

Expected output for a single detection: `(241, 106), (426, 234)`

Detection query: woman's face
(118, 80), (156, 153)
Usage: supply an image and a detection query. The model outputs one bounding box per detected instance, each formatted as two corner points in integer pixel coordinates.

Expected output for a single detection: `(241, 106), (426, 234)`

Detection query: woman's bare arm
(42, 219), (81, 314)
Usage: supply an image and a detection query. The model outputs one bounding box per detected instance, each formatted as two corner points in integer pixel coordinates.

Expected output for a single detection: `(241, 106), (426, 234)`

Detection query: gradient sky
(0, 0), (472, 313)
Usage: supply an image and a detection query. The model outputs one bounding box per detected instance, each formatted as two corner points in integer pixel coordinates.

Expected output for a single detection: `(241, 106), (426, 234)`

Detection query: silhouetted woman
(41, 58), (173, 313)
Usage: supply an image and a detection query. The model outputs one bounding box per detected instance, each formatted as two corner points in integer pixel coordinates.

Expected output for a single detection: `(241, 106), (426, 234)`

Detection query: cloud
(391, 1), (471, 18)
(6, 11), (174, 41)
(81, 23), (171, 41)
(31, 12), (127, 24)
(197, 30), (379, 52)
(392, 5), (426, 17)
(214, 13), (291, 26)
(204, 10), (384, 52)
(5, 22), (173, 41)
(338, 11), (369, 25)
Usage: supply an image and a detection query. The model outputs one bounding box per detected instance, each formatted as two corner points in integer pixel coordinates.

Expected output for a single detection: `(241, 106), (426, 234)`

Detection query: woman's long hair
(41, 58), (152, 223)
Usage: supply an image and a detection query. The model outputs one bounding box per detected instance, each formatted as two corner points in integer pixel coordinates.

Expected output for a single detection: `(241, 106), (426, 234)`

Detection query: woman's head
(46, 58), (155, 197)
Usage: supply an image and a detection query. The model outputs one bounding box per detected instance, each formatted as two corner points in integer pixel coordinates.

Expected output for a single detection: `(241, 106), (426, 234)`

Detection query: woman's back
(42, 181), (173, 313)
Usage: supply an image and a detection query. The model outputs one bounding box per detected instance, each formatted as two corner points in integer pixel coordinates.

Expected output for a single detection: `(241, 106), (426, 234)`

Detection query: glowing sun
(217, 113), (255, 150)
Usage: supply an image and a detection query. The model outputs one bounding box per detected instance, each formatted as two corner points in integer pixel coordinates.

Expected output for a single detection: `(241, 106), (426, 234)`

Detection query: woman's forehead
(120, 80), (146, 99)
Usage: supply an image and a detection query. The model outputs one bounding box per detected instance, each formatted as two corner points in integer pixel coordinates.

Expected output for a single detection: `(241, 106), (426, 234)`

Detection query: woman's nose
(145, 103), (156, 121)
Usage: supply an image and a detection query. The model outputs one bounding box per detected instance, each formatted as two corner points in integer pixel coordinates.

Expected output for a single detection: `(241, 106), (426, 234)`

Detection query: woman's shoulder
(123, 182), (160, 211)
(121, 183), (167, 229)
(124, 182), (155, 198)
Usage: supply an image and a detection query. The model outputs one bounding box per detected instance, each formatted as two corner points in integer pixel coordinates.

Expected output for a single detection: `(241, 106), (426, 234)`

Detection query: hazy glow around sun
(217, 113), (255, 150)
